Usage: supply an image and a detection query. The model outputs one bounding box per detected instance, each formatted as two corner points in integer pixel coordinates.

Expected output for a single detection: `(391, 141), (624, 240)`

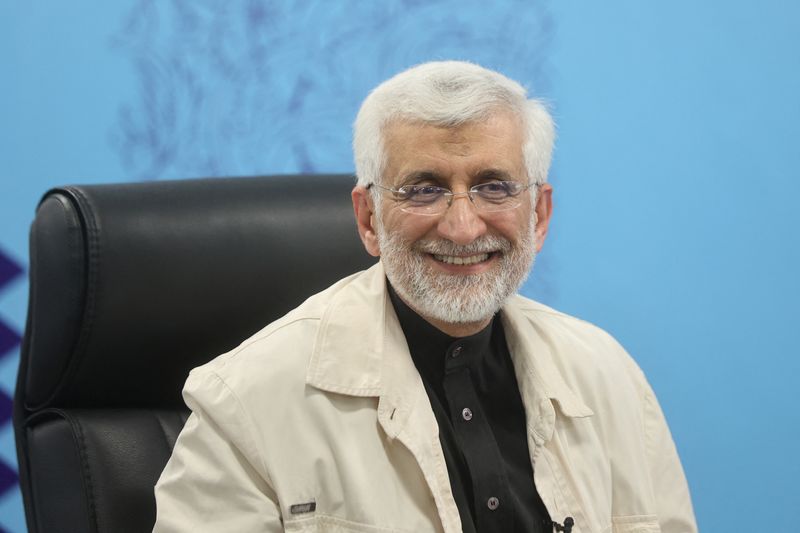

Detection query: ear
(533, 184), (553, 253)
(352, 186), (381, 257)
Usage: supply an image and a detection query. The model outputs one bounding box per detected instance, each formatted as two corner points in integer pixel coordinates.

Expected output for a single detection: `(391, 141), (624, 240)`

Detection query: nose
(436, 193), (488, 245)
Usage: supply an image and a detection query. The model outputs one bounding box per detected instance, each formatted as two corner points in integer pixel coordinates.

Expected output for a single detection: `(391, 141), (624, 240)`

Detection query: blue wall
(1, 2), (798, 531)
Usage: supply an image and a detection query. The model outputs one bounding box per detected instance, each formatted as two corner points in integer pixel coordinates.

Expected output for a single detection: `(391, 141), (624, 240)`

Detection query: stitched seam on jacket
(286, 512), (413, 532)
(305, 383), (381, 396)
(206, 371), (274, 487)
(541, 446), (588, 533)
(641, 383), (659, 499)
(217, 316), (321, 367)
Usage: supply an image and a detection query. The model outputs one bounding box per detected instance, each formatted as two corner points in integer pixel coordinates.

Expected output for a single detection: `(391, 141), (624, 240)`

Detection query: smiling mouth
(432, 252), (492, 266)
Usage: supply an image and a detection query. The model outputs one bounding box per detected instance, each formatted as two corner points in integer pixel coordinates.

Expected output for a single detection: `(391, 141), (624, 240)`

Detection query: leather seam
(60, 187), (100, 405)
(30, 187), (99, 409)
(56, 410), (100, 533)
(26, 194), (83, 410)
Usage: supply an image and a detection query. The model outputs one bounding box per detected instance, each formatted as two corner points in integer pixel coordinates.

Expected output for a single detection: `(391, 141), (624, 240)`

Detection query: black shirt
(388, 283), (551, 533)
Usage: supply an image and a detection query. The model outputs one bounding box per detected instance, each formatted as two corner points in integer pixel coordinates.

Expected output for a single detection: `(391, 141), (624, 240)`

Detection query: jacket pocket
(284, 514), (413, 533)
(609, 514), (661, 533)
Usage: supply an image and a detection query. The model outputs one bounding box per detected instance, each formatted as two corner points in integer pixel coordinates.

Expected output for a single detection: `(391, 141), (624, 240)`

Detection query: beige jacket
(153, 263), (697, 533)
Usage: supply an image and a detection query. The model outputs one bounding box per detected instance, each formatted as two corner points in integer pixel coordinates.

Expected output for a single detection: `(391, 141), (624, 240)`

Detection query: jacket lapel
(501, 296), (595, 531)
(305, 263), (462, 532)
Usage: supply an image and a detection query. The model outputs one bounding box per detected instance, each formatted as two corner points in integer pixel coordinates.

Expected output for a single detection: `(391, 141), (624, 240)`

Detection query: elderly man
(153, 61), (697, 533)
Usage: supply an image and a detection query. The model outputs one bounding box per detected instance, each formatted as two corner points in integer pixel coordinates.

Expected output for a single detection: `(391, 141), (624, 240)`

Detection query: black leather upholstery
(14, 174), (376, 533)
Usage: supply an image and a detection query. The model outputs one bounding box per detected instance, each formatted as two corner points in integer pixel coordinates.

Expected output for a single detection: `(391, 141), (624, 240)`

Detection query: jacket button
(451, 346), (462, 358)
(487, 497), (500, 510)
(462, 407), (473, 421)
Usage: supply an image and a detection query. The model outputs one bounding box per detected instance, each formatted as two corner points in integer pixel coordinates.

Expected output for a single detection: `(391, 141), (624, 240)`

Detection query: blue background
(1, 2), (798, 532)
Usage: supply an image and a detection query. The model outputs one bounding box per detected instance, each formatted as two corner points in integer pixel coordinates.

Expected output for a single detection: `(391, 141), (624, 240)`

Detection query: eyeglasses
(367, 181), (537, 216)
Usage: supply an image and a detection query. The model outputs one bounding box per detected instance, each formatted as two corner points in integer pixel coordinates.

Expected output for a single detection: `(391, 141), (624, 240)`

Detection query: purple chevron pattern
(0, 387), (11, 427)
(0, 248), (23, 503)
(0, 252), (22, 293)
(0, 321), (20, 363)
(0, 457), (18, 501)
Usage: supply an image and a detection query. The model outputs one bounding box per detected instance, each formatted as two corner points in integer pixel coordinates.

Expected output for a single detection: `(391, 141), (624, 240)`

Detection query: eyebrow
(395, 168), (516, 187)
(474, 168), (514, 181)
(397, 171), (443, 186)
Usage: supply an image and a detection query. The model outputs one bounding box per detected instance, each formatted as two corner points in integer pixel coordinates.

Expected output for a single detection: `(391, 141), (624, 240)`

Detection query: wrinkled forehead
(381, 110), (526, 183)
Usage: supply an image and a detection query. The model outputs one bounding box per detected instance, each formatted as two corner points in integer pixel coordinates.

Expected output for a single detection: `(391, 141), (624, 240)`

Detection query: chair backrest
(13, 174), (376, 533)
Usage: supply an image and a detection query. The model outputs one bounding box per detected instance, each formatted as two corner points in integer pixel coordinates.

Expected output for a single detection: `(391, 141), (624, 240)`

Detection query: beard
(376, 217), (537, 325)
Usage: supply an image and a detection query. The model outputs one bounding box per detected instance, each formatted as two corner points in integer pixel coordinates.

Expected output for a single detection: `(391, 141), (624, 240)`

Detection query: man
(153, 61), (697, 532)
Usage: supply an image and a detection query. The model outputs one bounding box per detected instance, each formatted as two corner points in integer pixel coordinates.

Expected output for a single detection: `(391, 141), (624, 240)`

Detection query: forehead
(381, 111), (525, 184)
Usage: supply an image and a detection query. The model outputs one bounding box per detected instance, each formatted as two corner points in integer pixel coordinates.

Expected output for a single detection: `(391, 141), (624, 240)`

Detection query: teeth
(433, 253), (490, 265)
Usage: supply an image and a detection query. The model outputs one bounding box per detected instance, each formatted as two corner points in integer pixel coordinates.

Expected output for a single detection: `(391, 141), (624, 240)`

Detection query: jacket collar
(306, 262), (593, 439)
(306, 262), (419, 438)
(501, 298), (594, 419)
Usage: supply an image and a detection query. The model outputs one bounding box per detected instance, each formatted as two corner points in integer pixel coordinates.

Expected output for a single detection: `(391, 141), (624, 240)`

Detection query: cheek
(383, 211), (437, 242)
(488, 212), (530, 243)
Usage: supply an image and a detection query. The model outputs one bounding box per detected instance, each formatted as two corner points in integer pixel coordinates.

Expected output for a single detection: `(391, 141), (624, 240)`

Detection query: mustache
(413, 235), (512, 255)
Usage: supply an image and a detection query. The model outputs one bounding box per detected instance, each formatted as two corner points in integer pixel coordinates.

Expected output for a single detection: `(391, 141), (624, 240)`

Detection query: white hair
(353, 61), (555, 188)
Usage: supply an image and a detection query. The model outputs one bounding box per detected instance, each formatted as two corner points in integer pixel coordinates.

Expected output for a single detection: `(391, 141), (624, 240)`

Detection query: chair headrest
(22, 175), (376, 410)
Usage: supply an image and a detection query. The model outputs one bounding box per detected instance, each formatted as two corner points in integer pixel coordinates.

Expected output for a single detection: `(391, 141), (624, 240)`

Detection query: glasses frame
(367, 181), (539, 216)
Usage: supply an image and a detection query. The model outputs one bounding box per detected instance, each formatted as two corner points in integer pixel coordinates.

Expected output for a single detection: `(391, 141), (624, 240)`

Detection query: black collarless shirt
(388, 284), (551, 533)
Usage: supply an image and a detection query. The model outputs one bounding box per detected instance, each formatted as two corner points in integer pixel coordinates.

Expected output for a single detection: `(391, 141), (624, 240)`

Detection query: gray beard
(376, 218), (537, 325)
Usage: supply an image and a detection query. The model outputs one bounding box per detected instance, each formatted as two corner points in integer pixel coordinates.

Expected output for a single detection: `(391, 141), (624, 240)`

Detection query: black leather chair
(13, 175), (376, 533)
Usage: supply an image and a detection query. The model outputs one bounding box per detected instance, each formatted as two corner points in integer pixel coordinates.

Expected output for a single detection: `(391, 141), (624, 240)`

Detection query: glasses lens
(397, 185), (448, 215)
(472, 181), (525, 211)
(392, 182), (531, 215)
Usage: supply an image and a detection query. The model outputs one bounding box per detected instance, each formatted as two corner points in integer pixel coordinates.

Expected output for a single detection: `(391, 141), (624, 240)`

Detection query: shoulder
(182, 269), (368, 408)
(506, 294), (631, 357)
(504, 294), (649, 402)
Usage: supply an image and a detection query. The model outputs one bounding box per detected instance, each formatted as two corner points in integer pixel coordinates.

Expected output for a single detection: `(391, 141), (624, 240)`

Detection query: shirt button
(487, 497), (500, 511)
(461, 407), (473, 421)
(451, 346), (462, 358)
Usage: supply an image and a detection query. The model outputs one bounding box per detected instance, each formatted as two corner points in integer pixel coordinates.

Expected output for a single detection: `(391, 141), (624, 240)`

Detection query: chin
(394, 267), (513, 325)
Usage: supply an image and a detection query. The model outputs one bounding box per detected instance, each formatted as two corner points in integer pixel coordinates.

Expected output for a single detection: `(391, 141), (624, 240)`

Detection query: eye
(397, 185), (446, 204)
(473, 181), (516, 201)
